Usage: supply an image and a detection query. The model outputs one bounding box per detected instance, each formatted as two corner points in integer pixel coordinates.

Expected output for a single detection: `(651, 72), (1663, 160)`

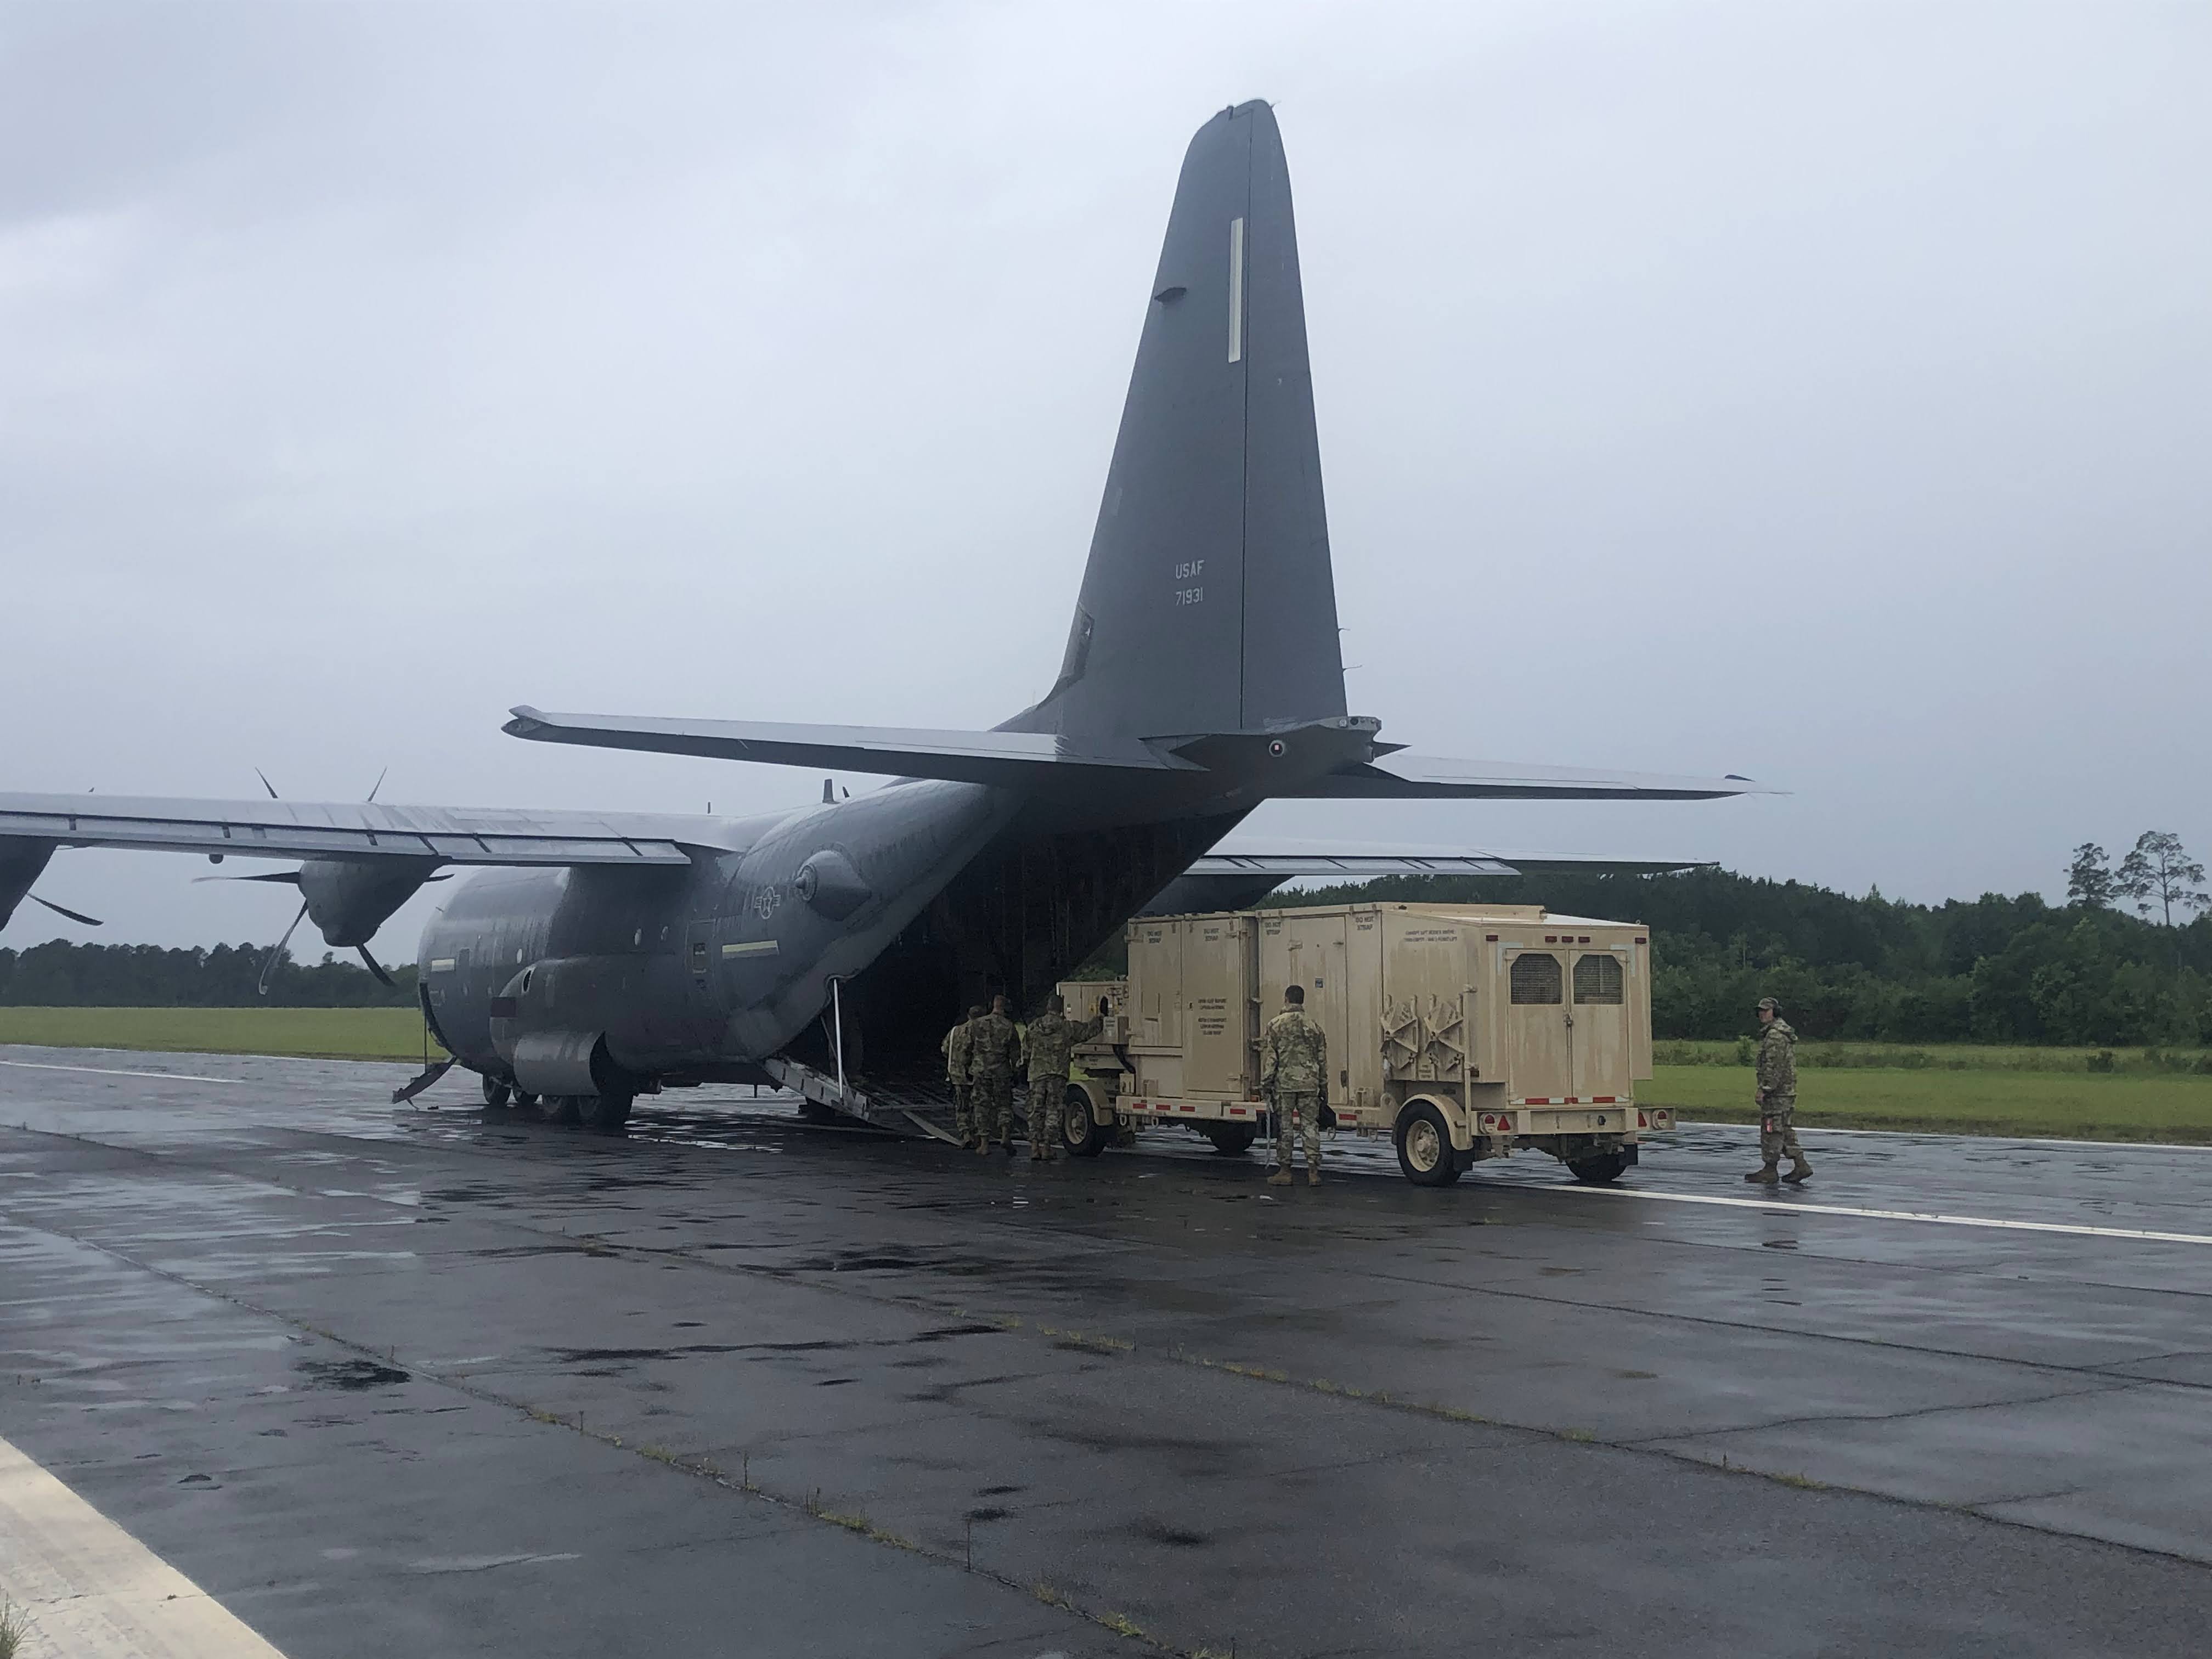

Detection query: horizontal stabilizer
(503, 707), (1179, 785)
(1282, 755), (1770, 802)
(0, 793), (754, 866)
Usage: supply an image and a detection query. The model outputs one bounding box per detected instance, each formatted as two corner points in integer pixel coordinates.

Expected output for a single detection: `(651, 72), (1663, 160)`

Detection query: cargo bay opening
(1058, 903), (1669, 1184)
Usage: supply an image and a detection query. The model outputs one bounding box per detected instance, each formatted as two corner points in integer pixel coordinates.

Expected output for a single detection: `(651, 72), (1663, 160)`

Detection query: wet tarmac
(2, 1043), (2210, 1656)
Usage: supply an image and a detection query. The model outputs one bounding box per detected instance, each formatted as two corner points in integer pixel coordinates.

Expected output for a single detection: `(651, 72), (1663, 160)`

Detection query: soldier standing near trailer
(966, 995), (1021, 1157)
(944, 1005), (983, 1147)
(1747, 996), (1812, 1186)
(1019, 994), (1105, 1161)
(1261, 984), (1327, 1187)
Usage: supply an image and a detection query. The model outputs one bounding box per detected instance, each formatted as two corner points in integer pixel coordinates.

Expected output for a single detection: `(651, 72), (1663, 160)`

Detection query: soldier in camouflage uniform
(1261, 984), (1327, 1187)
(943, 1005), (984, 1148)
(1020, 994), (1105, 1161)
(1747, 996), (1812, 1185)
(965, 994), (1021, 1156)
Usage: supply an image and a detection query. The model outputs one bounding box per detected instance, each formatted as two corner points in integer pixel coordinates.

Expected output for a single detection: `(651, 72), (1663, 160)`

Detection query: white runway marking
(0, 1431), (290, 1656)
(0, 1058), (241, 1085)
(1531, 1180), (2212, 1247)
(1680, 1119), (2212, 1154)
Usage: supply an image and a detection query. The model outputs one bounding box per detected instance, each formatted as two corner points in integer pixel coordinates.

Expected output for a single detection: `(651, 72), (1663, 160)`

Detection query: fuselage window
(1573, 953), (1624, 1005)
(1510, 952), (1562, 1005)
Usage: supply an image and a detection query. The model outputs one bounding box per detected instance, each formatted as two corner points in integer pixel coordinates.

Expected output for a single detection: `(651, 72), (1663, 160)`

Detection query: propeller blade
(193, 870), (302, 885)
(258, 900), (309, 997)
(29, 894), (104, 927)
(365, 766), (388, 804)
(357, 944), (396, 988)
(255, 768), (280, 800)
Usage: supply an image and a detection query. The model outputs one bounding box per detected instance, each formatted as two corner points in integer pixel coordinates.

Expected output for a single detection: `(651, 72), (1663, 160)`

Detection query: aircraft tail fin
(1012, 100), (1345, 746)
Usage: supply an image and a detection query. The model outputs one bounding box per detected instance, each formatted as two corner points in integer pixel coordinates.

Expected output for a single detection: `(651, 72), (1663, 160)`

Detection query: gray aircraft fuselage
(417, 721), (1373, 1095)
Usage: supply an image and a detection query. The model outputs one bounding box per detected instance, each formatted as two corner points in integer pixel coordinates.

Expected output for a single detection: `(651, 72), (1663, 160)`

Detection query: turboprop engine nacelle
(298, 856), (445, 947)
(0, 840), (55, 927)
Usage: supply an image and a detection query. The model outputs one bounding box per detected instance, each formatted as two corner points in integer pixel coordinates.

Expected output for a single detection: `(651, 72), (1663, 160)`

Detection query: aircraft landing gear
(577, 1093), (634, 1133)
(481, 1075), (512, 1109)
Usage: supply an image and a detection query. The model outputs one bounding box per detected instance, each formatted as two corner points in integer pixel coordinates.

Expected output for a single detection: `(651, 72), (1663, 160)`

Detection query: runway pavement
(2, 1043), (2209, 1656)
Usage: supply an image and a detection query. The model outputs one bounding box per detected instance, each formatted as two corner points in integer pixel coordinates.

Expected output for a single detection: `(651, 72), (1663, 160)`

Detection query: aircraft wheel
(1204, 1124), (1257, 1156)
(481, 1075), (512, 1109)
(511, 1091), (540, 1115)
(578, 1093), (634, 1133)
(1395, 1103), (1463, 1187)
(1061, 1086), (1108, 1158)
(1567, 1151), (1630, 1186)
(546, 1094), (584, 1126)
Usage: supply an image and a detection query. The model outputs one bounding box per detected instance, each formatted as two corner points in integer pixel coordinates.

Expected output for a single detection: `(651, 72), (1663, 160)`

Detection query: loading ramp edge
(760, 1056), (966, 1144)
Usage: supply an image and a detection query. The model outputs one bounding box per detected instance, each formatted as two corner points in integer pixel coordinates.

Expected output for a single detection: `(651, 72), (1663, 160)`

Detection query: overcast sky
(4, 1), (2208, 952)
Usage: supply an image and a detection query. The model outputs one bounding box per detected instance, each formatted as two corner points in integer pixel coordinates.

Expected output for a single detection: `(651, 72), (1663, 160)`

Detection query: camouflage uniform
(1020, 1006), (1104, 1158)
(1260, 1003), (1327, 1176)
(1754, 1016), (1810, 1178)
(965, 1008), (1021, 1149)
(943, 1015), (977, 1144)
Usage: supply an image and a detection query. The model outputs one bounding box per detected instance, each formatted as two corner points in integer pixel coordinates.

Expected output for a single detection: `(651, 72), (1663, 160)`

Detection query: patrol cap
(1755, 997), (1780, 1012)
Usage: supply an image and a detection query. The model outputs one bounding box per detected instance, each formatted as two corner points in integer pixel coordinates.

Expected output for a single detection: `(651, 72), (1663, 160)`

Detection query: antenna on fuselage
(822, 778), (834, 804)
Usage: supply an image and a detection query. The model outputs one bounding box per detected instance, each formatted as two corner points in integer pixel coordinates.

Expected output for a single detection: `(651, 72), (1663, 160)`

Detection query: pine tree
(2064, 844), (2114, 909)
(2115, 832), (2210, 927)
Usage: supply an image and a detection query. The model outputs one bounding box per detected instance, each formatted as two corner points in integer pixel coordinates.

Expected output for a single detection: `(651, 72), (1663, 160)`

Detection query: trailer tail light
(1637, 1110), (1648, 1128)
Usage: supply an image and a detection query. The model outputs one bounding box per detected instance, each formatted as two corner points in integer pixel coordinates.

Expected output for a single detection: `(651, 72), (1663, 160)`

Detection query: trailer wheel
(1062, 1086), (1108, 1158)
(1567, 1151), (1630, 1185)
(1203, 1124), (1258, 1156)
(1396, 1103), (1463, 1187)
(481, 1075), (512, 1109)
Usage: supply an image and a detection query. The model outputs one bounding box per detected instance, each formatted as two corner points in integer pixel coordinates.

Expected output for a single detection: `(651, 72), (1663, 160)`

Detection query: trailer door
(1569, 949), (1631, 1101)
(1503, 949), (1571, 1101)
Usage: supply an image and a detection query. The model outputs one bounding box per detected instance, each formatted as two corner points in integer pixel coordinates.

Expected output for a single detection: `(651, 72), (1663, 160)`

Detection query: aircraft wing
(0, 792), (751, 866)
(1282, 756), (1768, 802)
(502, 707), (1178, 785)
(1186, 839), (1713, 879)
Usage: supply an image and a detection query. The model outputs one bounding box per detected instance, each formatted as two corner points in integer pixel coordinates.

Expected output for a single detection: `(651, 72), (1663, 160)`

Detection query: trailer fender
(1068, 1076), (1116, 1125)
(1395, 1093), (1472, 1154)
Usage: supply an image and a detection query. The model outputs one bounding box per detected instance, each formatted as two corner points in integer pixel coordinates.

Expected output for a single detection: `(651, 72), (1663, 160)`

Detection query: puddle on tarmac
(297, 1357), (411, 1390)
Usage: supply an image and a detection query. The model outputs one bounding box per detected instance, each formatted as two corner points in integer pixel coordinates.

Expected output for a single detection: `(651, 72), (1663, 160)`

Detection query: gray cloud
(4, 1), (2208, 948)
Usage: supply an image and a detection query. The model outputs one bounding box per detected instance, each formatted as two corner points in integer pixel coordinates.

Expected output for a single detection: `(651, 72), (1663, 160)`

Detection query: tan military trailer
(1055, 903), (1671, 1184)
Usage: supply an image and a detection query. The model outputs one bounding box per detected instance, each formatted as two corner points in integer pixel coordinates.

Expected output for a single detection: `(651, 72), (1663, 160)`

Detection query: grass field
(1657, 1039), (2212, 1075)
(0, 1007), (445, 1063)
(4, 1009), (2211, 1143)
(1647, 1065), (2212, 1143)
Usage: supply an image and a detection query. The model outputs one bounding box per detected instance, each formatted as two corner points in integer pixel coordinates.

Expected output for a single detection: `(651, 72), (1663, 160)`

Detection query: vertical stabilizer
(1015, 101), (1345, 746)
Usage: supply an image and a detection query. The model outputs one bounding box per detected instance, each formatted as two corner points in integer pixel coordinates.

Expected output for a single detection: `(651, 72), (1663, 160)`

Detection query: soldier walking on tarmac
(1261, 984), (1327, 1188)
(1746, 996), (1812, 1186)
(943, 1005), (983, 1148)
(1020, 994), (1105, 1161)
(966, 995), (1021, 1157)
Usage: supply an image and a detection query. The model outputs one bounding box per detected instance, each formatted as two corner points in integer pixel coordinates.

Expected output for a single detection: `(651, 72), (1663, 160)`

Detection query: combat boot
(1266, 1169), (1293, 1187)
(1743, 1164), (1780, 1184)
(1782, 1161), (1812, 1185)
(1306, 1169), (1321, 1188)
(975, 1141), (994, 1157)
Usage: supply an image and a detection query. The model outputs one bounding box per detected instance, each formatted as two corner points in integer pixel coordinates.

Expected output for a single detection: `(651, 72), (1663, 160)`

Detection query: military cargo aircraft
(0, 101), (1760, 1129)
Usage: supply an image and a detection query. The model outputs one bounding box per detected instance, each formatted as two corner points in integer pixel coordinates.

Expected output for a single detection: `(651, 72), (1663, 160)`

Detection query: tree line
(1267, 834), (2212, 1047)
(7, 831), (2208, 1045)
(0, 941), (418, 1007)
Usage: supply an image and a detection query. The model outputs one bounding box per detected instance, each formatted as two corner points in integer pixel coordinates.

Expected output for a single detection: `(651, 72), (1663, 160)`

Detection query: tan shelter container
(1059, 903), (1667, 1184)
